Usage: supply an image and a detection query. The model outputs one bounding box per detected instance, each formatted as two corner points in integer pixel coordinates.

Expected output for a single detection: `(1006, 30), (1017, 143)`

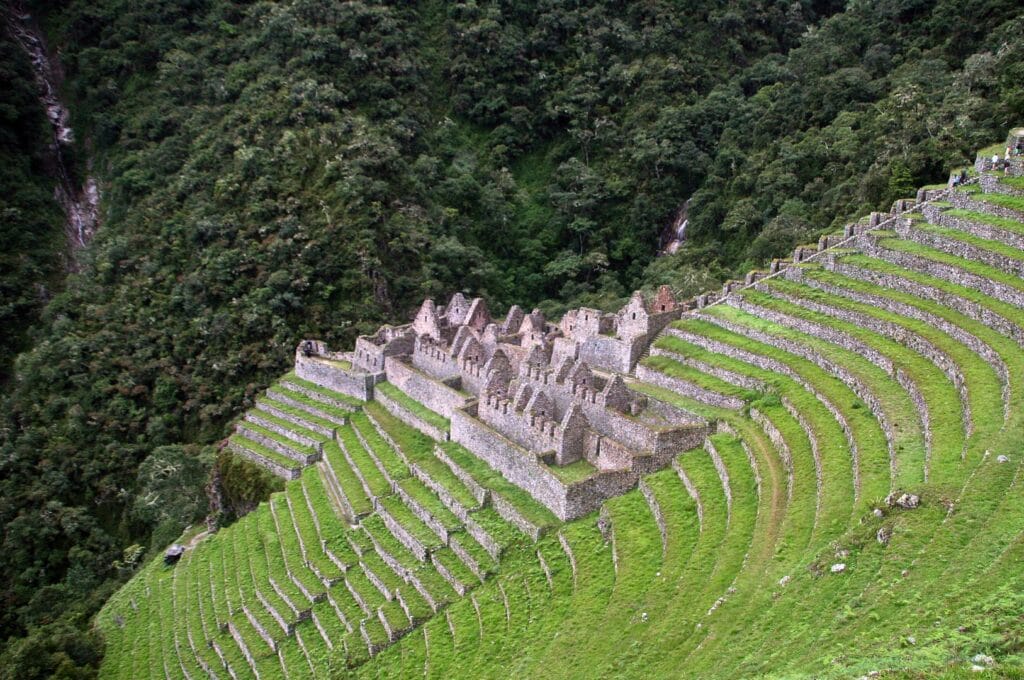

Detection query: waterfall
(659, 198), (691, 256)
(4, 3), (99, 260)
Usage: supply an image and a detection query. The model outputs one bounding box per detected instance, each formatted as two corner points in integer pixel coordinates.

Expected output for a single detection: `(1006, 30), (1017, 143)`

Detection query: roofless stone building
(290, 287), (708, 520)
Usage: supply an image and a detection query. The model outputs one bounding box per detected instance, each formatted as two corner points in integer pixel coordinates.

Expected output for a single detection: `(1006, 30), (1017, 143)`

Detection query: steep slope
(98, 135), (1024, 677)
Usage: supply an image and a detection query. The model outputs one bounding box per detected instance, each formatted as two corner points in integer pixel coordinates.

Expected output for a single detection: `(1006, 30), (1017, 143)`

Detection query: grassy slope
(96, 150), (1024, 678)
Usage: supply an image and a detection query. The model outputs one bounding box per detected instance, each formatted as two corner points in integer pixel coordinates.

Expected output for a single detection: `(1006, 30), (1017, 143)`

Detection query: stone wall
(583, 397), (706, 459)
(861, 237), (1024, 309)
(384, 358), (470, 419)
(634, 361), (745, 410)
(949, 186), (1024, 221)
(450, 408), (642, 521)
(900, 221), (1024, 277)
(450, 408), (570, 518)
(294, 352), (378, 401)
(924, 203), (1024, 251)
(980, 172), (1024, 197)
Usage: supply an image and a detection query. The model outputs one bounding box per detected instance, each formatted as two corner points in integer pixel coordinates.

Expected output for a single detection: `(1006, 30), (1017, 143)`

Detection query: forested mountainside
(0, 30), (64, 383)
(1, 0), (1022, 676)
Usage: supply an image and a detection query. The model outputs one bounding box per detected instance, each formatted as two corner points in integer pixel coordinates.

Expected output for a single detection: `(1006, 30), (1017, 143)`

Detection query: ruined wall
(450, 408), (644, 521)
(578, 335), (635, 373)
(450, 408), (571, 518)
(411, 337), (462, 381)
(478, 394), (562, 455)
(294, 352), (378, 401)
(384, 358), (470, 418)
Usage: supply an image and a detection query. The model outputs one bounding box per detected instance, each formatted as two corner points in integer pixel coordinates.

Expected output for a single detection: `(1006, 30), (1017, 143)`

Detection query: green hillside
(2, 1), (1024, 677)
(96, 144), (1024, 677)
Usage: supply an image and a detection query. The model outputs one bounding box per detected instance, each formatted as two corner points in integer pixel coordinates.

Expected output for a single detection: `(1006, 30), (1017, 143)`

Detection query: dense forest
(1, 0), (1022, 676)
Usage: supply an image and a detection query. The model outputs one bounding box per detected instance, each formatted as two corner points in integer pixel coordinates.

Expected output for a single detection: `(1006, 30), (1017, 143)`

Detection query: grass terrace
(100, 140), (1024, 678)
(375, 381), (451, 431)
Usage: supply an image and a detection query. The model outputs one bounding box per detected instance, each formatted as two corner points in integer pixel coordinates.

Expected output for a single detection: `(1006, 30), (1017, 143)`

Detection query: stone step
(227, 436), (303, 481)
(795, 268), (1011, 424)
(265, 386), (349, 427)
(827, 255), (1024, 348)
(679, 315), (899, 488)
(256, 397), (338, 438)
(236, 422), (319, 464)
(899, 217), (1024, 278)
(923, 203), (1024, 251)
(715, 297), (935, 482)
(862, 233), (1024, 309)
(949, 184), (1024, 222)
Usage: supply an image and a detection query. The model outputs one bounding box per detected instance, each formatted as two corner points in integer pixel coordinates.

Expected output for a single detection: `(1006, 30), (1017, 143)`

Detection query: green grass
(999, 174), (1024, 191)
(375, 382), (450, 431)
(283, 372), (364, 407)
(545, 457), (598, 484)
(944, 207), (1024, 236)
(959, 182), (1024, 214)
(737, 287), (966, 487)
(99, 155), (1024, 678)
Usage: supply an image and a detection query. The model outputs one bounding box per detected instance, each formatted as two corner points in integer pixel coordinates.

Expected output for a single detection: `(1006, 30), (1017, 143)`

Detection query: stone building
(293, 289), (707, 520)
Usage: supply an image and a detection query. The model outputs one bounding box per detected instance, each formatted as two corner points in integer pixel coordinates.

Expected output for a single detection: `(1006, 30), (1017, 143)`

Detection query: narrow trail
(3, 2), (98, 264)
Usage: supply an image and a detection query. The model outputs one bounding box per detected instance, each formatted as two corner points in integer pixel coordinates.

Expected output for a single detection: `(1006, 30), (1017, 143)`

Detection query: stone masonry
(295, 287), (708, 520)
(275, 127), (1024, 522)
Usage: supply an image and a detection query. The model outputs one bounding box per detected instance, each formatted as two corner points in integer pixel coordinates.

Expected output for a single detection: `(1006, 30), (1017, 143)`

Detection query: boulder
(886, 492), (920, 509)
(996, 455), (1009, 464)
(972, 653), (995, 667)
(876, 526), (892, 545)
(830, 563), (846, 574)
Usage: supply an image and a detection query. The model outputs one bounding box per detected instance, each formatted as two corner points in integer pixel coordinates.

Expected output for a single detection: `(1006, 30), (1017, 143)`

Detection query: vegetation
(2, 0), (1024, 677)
(0, 32), (64, 381)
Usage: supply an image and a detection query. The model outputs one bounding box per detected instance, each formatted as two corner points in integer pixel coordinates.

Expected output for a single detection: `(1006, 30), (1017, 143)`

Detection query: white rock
(906, 635), (916, 645)
(778, 575), (791, 586)
(996, 455), (1009, 463)
(641, 612), (648, 622)
(971, 665), (986, 672)
(830, 563), (846, 573)
(972, 653), (994, 667)
(873, 508), (884, 518)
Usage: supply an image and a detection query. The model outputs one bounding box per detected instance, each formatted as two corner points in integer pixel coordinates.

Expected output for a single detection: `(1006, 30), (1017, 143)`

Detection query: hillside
(96, 138), (1024, 677)
(2, 1), (1024, 677)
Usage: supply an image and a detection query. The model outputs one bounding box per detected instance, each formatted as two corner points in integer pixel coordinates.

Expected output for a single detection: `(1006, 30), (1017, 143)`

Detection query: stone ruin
(294, 288), (708, 520)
